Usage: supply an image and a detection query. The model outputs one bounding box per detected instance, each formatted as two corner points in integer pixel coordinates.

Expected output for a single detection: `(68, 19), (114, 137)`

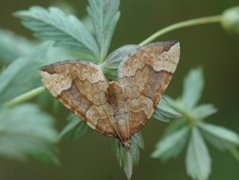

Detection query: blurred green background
(0, 0), (239, 179)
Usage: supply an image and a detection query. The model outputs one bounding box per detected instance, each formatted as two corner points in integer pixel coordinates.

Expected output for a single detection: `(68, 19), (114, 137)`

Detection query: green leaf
(82, 16), (94, 34)
(123, 142), (141, 179)
(131, 132), (144, 149)
(87, 0), (120, 60)
(230, 148), (239, 161)
(103, 44), (138, 80)
(15, 6), (99, 58)
(111, 139), (120, 162)
(0, 42), (51, 104)
(129, 141), (140, 167)
(153, 97), (182, 122)
(0, 29), (35, 63)
(164, 96), (185, 114)
(112, 141), (134, 180)
(152, 126), (190, 160)
(112, 135), (142, 180)
(192, 104), (217, 120)
(51, 1), (76, 15)
(182, 67), (204, 110)
(46, 45), (97, 63)
(123, 150), (133, 180)
(111, 139), (124, 167)
(0, 104), (58, 161)
(199, 123), (239, 150)
(186, 127), (211, 180)
(163, 119), (188, 137)
(59, 113), (89, 139)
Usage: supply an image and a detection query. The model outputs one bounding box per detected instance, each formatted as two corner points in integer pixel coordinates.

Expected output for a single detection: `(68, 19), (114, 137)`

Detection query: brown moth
(40, 41), (180, 148)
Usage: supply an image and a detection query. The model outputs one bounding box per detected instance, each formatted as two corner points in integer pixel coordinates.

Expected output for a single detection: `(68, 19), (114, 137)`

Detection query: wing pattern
(40, 41), (180, 147)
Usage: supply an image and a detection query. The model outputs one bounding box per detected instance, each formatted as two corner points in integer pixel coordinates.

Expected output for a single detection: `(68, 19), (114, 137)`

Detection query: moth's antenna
(102, 104), (125, 146)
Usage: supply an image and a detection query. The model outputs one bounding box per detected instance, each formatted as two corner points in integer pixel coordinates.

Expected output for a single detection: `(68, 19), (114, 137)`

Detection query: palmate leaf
(152, 126), (190, 160)
(0, 104), (58, 161)
(51, 1), (76, 15)
(192, 104), (217, 121)
(164, 96), (185, 114)
(122, 141), (141, 180)
(182, 67), (204, 110)
(103, 44), (138, 80)
(163, 119), (188, 137)
(59, 113), (89, 139)
(131, 132), (144, 149)
(46, 45), (98, 64)
(112, 133), (143, 180)
(153, 66), (238, 179)
(230, 148), (239, 161)
(87, 0), (120, 60)
(15, 6), (99, 58)
(199, 123), (239, 150)
(153, 98), (182, 122)
(186, 127), (211, 180)
(0, 29), (35, 63)
(123, 150), (134, 180)
(0, 42), (51, 104)
(112, 140), (133, 180)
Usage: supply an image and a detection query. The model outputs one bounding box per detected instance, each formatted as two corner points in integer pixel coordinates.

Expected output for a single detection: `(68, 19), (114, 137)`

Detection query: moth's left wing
(40, 61), (116, 137)
(119, 41), (180, 136)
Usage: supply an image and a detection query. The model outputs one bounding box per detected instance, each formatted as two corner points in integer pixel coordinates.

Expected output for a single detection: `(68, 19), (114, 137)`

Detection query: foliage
(0, 0), (238, 180)
(0, 42), (51, 104)
(103, 44), (139, 80)
(152, 67), (239, 180)
(112, 133), (144, 179)
(87, 0), (120, 61)
(59, 113), (89, 140)
(15, 6), (99, 59)
(0, 29), (35, 63)
(0, 104), (58, 163)
(0, 34), (59, 162)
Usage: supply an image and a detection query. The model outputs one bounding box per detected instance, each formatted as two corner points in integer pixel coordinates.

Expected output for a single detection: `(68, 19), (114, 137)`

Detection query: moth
(40, 41), (180, 148)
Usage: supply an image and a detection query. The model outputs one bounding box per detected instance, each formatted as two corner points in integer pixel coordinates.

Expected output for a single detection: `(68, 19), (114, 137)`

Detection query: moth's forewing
(40, 41), (180, 147)
(40, 61), (116, 137)
(118, 41), (180, 142)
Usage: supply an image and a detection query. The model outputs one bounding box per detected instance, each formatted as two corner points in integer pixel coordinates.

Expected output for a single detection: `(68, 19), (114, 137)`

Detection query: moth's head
(123, 141), (131, 150)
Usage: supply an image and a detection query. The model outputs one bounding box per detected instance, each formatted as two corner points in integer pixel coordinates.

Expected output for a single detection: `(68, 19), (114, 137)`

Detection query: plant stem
(169, 103), (195, 125)
(139, 15), (222, 46)
(3, 15), (223, 108)
(4, 86), (46, 108)
(180, 110), (195, 126)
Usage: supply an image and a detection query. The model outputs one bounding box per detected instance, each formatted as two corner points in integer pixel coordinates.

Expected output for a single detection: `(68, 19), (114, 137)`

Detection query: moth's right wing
(119, 41), (180, 136)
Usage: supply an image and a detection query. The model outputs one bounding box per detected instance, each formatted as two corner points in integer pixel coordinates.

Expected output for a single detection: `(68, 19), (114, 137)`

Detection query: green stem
(180, 110), (195, 126)
(230, 148), (239, 161)
(139, 15), (222, 46)
(3, 15), (223, 107)
(169, 103), (195, 125)
(4, 86), (46, 108)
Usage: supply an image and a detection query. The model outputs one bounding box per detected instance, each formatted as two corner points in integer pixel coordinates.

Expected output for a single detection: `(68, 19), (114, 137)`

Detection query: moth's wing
(40, 61), (115, 137)
(119, 41), (180, 136)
